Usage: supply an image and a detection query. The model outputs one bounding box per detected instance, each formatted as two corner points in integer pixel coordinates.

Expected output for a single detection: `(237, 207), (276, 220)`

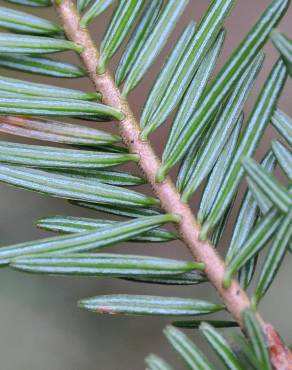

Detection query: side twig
(55, 1), (292, 368)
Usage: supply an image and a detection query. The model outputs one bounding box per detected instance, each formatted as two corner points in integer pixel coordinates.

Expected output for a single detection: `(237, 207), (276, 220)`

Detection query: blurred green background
(0, 1), (291, 369)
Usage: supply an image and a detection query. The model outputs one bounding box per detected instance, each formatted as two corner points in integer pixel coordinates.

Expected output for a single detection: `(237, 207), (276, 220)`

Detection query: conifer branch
(55, 1), (292, 368)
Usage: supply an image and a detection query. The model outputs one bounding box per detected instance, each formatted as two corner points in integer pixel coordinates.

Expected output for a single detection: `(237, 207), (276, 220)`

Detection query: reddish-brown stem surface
(55, 1), (292, 368)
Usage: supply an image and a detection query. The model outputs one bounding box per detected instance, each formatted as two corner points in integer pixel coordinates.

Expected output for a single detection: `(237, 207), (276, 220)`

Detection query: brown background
(0, 1), (291, 369)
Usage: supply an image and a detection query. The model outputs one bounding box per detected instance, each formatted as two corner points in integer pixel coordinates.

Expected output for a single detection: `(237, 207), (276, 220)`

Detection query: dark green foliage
(242, 309), (272, 370)
(80, 0), (115, 27)
(36, 215), (177, 242)
(11, 253), (202, 277)
(0, 0), (290, 369)
(0, 55), (86, 78)
(158, 0), (290, 181)
(0, 6), (62, 34)
(97, 0), (145, 74)
(79, 295), (223, 316)
(271, 30), (292, 76)
(0, 34), (82, 53)
(0, 215), (177, 265)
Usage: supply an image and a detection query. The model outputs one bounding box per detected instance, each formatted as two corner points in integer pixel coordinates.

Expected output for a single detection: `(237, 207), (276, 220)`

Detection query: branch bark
(55, 1), (292, 368)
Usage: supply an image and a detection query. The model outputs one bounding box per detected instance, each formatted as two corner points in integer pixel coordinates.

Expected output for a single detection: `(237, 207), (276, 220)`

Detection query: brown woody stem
(55, 1), (292, 368)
